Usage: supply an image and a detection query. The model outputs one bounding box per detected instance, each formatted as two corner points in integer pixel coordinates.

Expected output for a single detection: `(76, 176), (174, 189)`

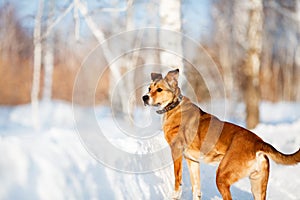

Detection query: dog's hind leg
(186, 158), (202, 200)
(216, 168), (234, 200)
(249, 153), (270, 200)
(216, 145), (253, 200)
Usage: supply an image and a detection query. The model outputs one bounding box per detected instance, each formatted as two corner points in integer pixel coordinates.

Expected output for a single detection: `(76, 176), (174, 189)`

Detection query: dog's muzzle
(142, 95), (149, 106)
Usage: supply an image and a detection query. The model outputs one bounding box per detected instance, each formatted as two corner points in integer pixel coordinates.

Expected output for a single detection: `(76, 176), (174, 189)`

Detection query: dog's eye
(157, 88), (163, 92)
(148, 87), (151, 92)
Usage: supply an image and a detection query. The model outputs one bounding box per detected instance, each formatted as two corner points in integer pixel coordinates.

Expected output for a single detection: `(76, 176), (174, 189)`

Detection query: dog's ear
(151, 73), (163, 81)
(165, 69), (179, 87)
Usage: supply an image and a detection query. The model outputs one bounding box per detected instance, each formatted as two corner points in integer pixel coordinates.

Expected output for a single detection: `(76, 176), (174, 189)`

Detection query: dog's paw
(193, 191), (202, 200)
(171, 186), (182, 199)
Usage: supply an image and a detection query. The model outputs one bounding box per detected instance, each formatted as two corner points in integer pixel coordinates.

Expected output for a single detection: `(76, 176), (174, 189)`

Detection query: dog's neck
(156, 94), (183, 114)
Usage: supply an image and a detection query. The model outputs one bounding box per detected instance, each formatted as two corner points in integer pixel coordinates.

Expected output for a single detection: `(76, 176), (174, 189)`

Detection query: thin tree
(243, 0), (263, 129)
(212, 0), (239, 113)
(31, 0), (44, 129)
(123, 0), (138, 120)
(42, 0), (55, 101)
(31, 0), (74, 128)
(75, 0), (133, 115)
(159, 0), (183, 71)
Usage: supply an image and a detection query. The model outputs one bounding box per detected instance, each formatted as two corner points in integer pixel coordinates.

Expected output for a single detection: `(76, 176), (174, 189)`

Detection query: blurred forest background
(1, 0), (300, 128)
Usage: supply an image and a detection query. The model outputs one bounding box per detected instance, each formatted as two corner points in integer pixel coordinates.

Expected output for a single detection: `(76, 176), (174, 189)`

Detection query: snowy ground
(0, 100), (299, 200)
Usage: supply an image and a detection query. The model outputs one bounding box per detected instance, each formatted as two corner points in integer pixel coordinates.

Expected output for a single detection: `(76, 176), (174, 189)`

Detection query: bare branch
(77, 0), (123, 89)
(89, 0), (134, 14)
(41, 3), (74, 40)
(76, 1), (106, 42)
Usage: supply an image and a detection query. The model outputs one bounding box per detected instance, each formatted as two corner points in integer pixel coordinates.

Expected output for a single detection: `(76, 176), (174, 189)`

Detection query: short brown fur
(143, 69), (300, 200)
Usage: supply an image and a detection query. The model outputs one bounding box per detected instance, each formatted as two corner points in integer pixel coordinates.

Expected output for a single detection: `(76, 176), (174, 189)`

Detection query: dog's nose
(142, 95), (149, 102)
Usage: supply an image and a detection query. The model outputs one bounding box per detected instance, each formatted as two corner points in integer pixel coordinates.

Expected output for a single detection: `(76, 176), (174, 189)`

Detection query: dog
(142, 69), (300, 200)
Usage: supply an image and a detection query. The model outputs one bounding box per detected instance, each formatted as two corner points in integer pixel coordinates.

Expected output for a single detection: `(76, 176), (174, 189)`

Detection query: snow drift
(0, 101), (299, 200)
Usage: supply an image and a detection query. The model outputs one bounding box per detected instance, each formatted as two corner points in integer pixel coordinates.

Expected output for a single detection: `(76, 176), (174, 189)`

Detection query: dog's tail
(259, 142), (300, 165)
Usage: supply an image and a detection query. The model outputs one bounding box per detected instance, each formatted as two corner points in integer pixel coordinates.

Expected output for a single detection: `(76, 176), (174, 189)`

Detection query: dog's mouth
(143, 101), (161, 107)
(144, 101), (161, 107)
(142, 95), (162, 107)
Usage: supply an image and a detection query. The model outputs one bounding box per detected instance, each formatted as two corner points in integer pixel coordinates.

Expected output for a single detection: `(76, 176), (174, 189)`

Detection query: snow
(0, 100), (299, 200)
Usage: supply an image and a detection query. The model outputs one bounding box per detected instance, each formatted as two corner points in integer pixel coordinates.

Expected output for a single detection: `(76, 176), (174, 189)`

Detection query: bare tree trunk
(76, 0), (134, 116)
(142, 2), (160, 105)
(31, 0), (44, 129)
(124, 1), (136, 120)
(296, 2), (300, 101)
(283, 47), (293, 101)
(159, 0), (183, 72)
(212, 1), (235, 99)
(76, 0), (123, 92)
(73, 0), (80, 41)
(110, 0), (136, 119)
(260, 34), (273, 101)
(43, 0), (55, 101)
(295, 45), (300, 101)
(76, 1), (120, 68)
(243, 0), (263, 129)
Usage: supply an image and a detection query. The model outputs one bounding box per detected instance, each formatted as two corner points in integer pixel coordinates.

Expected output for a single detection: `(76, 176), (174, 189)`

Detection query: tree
(159, 0), (183, 72)
(31, 0), (74, 128)
(242, 0), (263, 129)
(74, 0), (134, 117)
(211, 1), (238, 103)
(42, 0), (55, 101)
(31, 0), (44, 128)
(123, 0), (137, 120)
(211, 0), (263, 128)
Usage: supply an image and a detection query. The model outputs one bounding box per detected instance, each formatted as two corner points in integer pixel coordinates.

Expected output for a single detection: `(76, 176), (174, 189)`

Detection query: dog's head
(142, 69), (181, 108)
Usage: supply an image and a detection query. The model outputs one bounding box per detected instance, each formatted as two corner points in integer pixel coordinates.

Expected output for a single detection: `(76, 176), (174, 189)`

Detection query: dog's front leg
(186, 158), (202, 200)
(172, 155), (183, 199)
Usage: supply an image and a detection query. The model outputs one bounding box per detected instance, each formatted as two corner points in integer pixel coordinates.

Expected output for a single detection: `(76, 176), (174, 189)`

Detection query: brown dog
(142, 69), (300, 200)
